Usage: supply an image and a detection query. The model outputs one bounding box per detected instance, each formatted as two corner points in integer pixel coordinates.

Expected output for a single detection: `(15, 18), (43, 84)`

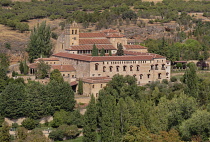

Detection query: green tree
(23, 59), (29, 75)
(21, 118), (36, 130)
(180, 110), (210, 141)
(46, 81), (75, 112)
(100, 48), (105, 56)
(27, 21), (52, 63)
(92, 44), (98, 56)
(26, 81), (53, 119)
(0, 122), (10, 142)
(35, 60), (50, 79)
(116, 43), (124, 56)
(16, 127), (28, 141)
(109, 50), (112, 56)
(77, 79), (83, 95)
(183, 63), (199, 98)
(0, 83), (26, 119)
(50, 69), (64, 83)
(83, 95), (97, 142)
(19, 61), (24, 74)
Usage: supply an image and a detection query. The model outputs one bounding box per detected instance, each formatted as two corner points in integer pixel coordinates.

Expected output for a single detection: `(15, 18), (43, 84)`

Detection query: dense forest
(83, 63), (210, 141)
(1, 0), (210, 31)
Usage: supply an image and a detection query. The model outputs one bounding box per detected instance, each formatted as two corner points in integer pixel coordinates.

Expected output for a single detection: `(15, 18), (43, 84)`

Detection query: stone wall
(58, 57), (90, 78)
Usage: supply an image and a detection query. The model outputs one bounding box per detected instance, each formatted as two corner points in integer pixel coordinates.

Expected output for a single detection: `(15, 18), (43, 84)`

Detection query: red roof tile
(79, 33), (106, 38)
(79, 39), (111, 45)
(53, 52), (154, 62)
(124, 50), (165, 59)
(28, 63), (38, 69)
(106, 33), (125, 38)
(70, 81), (77, 86)
(81, 77), (112, 83)
(124, 45), (147, 49)
(66, 45), (116, 51)
(51, 65), (75, 72)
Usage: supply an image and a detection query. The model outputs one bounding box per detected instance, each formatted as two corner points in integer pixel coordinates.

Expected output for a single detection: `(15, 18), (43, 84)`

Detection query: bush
(51, 32), (58, 40)
(162, 79), (169, 84)
(21, 118), (36, 130)
(4, 42), (11, 50)
(49, 130), (64, 141)
(170, 76), (177, 82)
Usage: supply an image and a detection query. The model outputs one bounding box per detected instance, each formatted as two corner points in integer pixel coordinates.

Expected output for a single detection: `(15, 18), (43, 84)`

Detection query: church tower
(64, 24), (70, 49)
(69, 21), (79, 46)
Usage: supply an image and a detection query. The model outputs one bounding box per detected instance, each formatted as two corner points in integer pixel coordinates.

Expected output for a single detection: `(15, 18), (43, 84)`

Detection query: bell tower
(69, 21), (79, 46)
(64, 24), (70, 49)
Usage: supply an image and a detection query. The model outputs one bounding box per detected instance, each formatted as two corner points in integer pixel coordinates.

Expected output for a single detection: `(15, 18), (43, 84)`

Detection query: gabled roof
(79, 33), (106, 38)
(124, 45), (147, 49)
(106, 33), (125, 38)
(66, 45), (116, 51)
(53, 52), (154, 62)
(51, 65), (75, 72)
(28, 63), (38, 69)
(79, 39), (111, 45)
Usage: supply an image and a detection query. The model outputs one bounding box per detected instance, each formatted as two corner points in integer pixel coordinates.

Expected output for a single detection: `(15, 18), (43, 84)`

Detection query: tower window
(72, 30), (74, 34)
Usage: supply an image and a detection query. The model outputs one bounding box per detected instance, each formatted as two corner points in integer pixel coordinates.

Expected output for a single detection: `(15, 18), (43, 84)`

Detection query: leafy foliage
(27, 21), (52, 63)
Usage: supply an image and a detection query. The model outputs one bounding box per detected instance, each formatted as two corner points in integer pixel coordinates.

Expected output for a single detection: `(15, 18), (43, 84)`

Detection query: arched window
(137, 65), (140, 71)
(166, 72), (169, 76)
(147, 74), (150, 79)
(133, 74), (136, 78)
(155, 64), (158, 70)
(151, 65), (154, 70)
(162, 64), (165, 70)
(158, 73), (161, 79)
(116, 66), (119, 72)
(103, 66), (106, 72)
(75, 30), (77, 34)
(130, 65), (133, 71)
(109, 66), (113, 72)
(72, 30), (74, 34)
(123, 66), (127, 71)
(95, 63), (99, 71)
(140, 74), (143, 79)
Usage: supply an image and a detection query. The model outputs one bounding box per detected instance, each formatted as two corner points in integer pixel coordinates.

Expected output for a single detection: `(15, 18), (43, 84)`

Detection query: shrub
(21, 118), (36, 130)
(170, 76), (177, 82)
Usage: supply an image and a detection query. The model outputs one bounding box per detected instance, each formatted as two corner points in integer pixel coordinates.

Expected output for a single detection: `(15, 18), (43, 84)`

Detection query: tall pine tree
(27, 21), (52, 63)
(116, 43), (124, 56)
(100, 48), (105, 56)
(83, 95), (97, 142)
(92, 44), (98, 56)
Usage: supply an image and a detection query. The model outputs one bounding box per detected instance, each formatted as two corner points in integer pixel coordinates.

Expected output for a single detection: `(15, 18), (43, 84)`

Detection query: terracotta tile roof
(106, 33), (125, 38)
(79, 39), (111, 45)
(34, 58), (59, 62)
(28, 63), (38, 69)
(51, 65), (75, 72)
(102, 29), (119, 33)
(53, 52), (154, 62)
(81, 77), (112, 84)
(70, 81), (78, 86)
(66, 45), (116, 51)
(124, 50), (165, 59)
(79, 33), (106, 38)
(124, 45), (147, 49)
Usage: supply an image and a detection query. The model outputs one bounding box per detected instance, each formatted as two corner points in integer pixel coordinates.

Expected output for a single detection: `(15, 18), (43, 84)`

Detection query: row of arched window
(96, 65), (140, 72)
